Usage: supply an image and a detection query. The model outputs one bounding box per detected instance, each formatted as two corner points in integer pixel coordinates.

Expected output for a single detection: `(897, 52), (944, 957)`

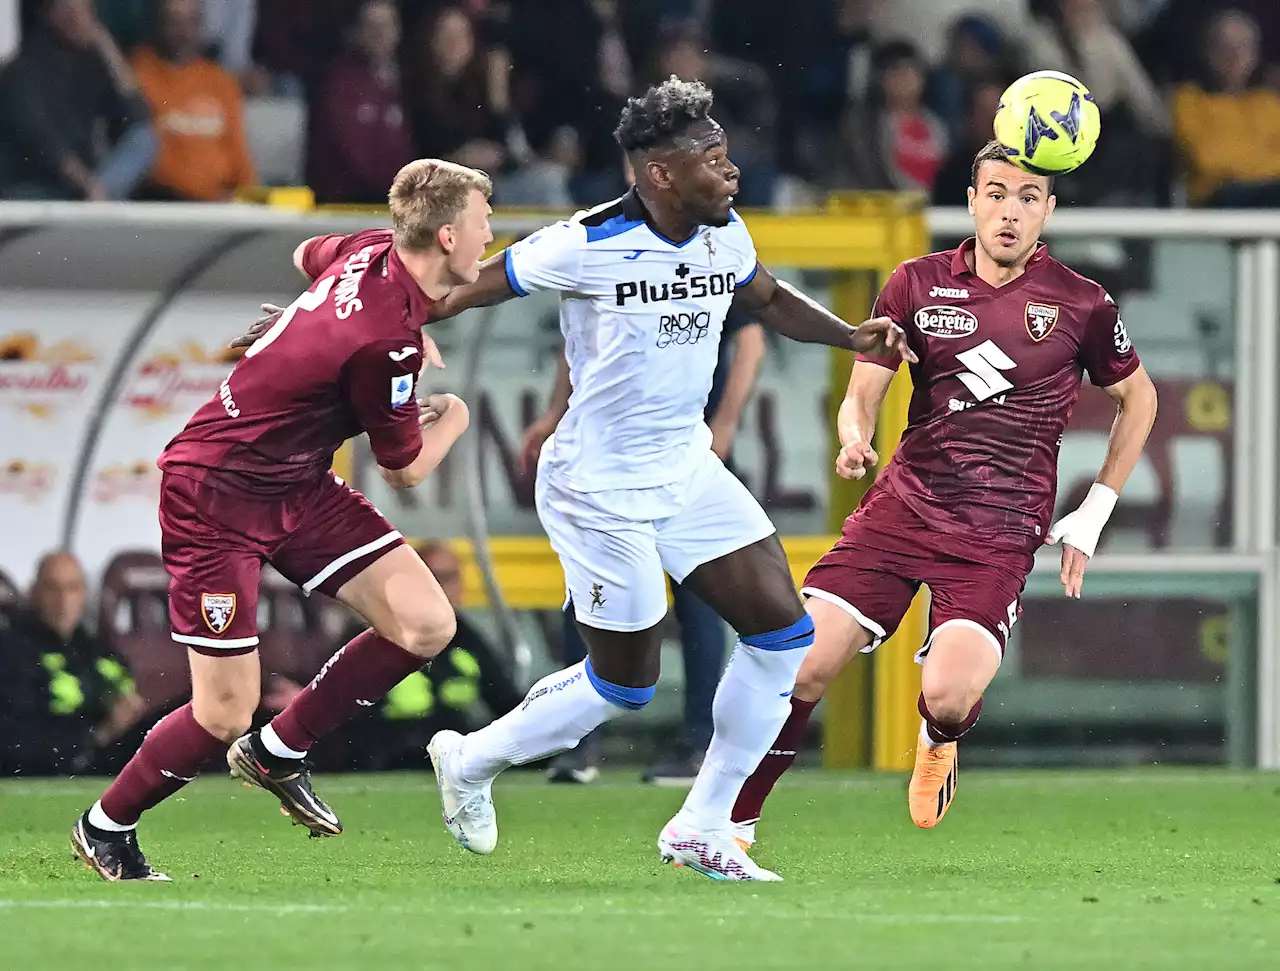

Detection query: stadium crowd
(0, 0), (1278, 208)
(0, 544), (521, 776)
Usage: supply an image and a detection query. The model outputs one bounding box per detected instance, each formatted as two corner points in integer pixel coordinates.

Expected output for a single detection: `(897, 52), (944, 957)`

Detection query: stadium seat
(243, 96), (307, 187)
(97, 551), (186, 709)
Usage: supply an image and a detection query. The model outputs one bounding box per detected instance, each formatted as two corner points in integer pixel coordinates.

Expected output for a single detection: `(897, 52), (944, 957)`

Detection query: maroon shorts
(160, 471), (404, 656)
(802, 489), (1032, 662)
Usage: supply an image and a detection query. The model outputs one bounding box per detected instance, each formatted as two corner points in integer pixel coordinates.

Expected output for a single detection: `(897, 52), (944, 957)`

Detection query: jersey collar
(950, 237), (1049, 288)
(386, 245), (434, 324)
(622, 187), (700, 248)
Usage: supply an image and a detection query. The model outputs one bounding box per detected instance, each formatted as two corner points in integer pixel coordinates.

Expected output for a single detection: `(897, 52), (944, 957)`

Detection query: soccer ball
(992, 70), (1101, 176)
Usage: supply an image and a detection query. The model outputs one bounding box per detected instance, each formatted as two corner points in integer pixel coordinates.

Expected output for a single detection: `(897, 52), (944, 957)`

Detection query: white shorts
(535, 449), (776, 632)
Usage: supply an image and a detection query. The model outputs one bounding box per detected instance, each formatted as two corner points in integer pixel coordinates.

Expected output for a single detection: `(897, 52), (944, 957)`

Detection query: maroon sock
(269, 629), (426, 752)
(99, 704), (226, 826)
(919, 693), (983, 744)
(731, 697), (819, 825)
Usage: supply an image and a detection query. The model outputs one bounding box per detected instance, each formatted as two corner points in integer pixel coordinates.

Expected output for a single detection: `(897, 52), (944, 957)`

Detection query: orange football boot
(908, 724), (958, 829)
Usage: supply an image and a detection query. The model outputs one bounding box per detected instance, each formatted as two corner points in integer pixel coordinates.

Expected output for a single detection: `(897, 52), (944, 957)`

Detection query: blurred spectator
(1172, 9), (1280, 207)
(1025, 0), (1169, 205)
(307, 0), (412, 204)
(0, 552), (147, 776)
(651, 19), (777, 206)
(203, 0), (269, 93)
(775, 0), (881, 184)
(333, 540), (522, 771)
(96, 0), (151, 52)
(832, 40), (948, 193)
(927, 15), (1014, 141)
(1137, 0), (1280, 89)
(0, 0), (155, 200)
(252, 0), (361, 97)
(931, 79), (1005, 204)
(131, 0), (255, 201)
(507, 0), (632, 204)
(1024, 0), (1168, 130)
(404, 6), (508, 173)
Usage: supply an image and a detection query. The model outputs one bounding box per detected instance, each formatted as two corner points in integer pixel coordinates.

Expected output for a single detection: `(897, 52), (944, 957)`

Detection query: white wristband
(1046, 483), (1118, 557)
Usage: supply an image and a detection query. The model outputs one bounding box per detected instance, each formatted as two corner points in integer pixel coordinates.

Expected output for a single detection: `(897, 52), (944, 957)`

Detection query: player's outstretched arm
(380, 394), (471, 489)
(834, 361), (896, 480)
(1047, 364), (1158, 597)
(431, 252), (519, 321)
(733, 264), (916, 362)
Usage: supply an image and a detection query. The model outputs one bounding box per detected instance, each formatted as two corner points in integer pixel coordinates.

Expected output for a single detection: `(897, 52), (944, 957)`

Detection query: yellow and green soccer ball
(992, 70), (1102, 176)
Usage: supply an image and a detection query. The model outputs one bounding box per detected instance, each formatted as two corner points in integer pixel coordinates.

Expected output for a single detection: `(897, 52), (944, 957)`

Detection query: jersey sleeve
(503, 220), (587, 296)
(341, 339), (423, 471)
(301, 230), (392, 280)
(857, 261), (915, 369)
(1079, 290), (1141, 387)
(729, 210), (759, 286)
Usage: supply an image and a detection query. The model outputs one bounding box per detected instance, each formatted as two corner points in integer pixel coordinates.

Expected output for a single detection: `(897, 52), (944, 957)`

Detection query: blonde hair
(388, 159), (492, 251)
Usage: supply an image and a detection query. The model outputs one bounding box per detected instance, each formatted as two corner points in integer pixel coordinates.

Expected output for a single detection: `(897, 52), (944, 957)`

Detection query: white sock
(920, 719), (948, 750)
(677, 642), (807, 831)
(261, 723), (308, 759)
(455, 661), (632, 784)
(87, 800), (133, 833)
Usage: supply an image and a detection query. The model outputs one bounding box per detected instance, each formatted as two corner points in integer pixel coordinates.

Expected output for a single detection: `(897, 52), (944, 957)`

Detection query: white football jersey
(505, 189), (758, 492)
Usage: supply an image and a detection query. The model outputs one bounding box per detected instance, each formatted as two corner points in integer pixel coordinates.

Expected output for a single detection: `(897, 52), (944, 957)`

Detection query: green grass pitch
(2, 769), (1278, 969)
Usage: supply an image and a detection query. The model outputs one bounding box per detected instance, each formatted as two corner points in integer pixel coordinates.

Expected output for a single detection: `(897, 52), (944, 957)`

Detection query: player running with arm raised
(412, 77), (914, 881)
(730, 140), (1159, 847)
(71, 160), (489, 882)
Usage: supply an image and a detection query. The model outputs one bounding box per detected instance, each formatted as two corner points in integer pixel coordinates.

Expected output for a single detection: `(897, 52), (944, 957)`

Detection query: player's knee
(793, 652), (836, 701)
(919, 681), (977, 727)
(191, 684), (259, 742)
(386, 606), (457, 659)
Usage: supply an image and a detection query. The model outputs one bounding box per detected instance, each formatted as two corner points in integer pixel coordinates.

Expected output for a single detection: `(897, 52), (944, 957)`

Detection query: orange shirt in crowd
(1171, 85), (1280, 205)
(131, 47), (255, 201)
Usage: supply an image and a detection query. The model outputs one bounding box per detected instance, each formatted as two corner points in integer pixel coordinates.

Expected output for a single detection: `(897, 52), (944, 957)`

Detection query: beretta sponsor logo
(914, 305), (979, 339)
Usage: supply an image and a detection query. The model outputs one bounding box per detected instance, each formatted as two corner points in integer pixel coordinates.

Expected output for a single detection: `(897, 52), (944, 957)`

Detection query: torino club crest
(201, 593), (237, 634)
(1025, 302), (1059, 342)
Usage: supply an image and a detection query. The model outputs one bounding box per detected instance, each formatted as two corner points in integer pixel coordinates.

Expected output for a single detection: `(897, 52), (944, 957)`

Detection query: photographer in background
(0, 0), (155, 200)
(0, 552), (148, 776)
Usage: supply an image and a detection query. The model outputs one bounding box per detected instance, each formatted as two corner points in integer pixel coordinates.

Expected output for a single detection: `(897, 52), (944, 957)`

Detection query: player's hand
(850, 316), (917, 363)
(1045, 484), (1120, 598)
(519, 413), (558, 474)
(419, 393), (463, 428)
(1051, 543), (1089, 599)
(709, 416), (735, 460)
(422, 332), (445, 371)
(835, 440), (877, 479)
(228, 303), (285, 349)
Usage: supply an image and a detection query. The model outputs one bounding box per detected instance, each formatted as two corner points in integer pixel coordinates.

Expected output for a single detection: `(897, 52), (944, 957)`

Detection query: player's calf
(730, 599), (873, 843)
(910, 621), (1001, 829)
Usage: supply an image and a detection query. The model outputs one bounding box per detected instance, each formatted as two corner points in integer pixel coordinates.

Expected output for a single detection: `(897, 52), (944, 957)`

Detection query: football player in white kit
(422, 79), (912, 880)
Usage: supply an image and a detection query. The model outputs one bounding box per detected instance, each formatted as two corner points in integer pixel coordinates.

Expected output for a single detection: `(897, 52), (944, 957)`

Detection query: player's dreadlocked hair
(614, 76), (715, 154)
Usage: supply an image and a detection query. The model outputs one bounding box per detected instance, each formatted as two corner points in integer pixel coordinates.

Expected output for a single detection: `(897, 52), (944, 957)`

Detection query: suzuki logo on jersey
(615, 265), (736, 306)
(915, 305), (979, 339)
(657, 311), (712, 348)
(391, 374), (414, 407)
(929, 286), (969, 299)
(1025, 302), (1059, 342)
(334, 245), (375, 319)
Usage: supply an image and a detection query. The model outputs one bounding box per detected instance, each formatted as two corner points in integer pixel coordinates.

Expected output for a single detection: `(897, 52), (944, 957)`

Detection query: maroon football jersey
(857, 238), (1140, 557)
(160, 229), (430, 497)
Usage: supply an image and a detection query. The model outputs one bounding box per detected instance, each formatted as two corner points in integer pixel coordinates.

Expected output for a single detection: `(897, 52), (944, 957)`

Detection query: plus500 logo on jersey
(614, 271), (737, 306)
(915, 305), (979, 339)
